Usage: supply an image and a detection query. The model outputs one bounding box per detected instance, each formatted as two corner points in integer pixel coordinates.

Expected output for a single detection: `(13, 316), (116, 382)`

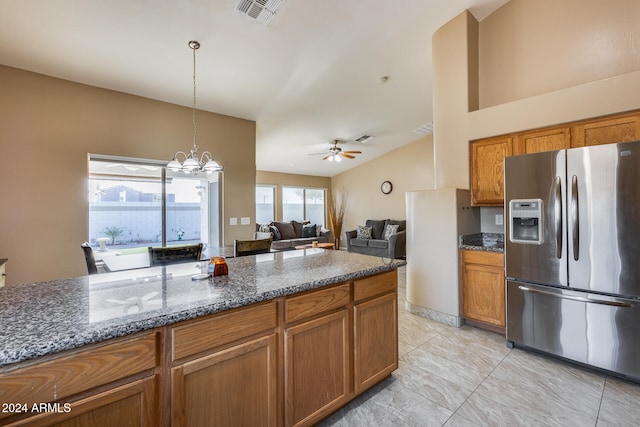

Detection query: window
(88, 155), (222, 252)
(282, 186), (326, 226)
(256, 185), (275, 224)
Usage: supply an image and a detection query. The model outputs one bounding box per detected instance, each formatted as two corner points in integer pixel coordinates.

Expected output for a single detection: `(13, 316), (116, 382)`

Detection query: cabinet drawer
(462, 250), (504, 268)
(353, 271), (397, 303)
(0, 331), (158, 419)
(172, 300), (277, 361)
(285, 283), (350, 324)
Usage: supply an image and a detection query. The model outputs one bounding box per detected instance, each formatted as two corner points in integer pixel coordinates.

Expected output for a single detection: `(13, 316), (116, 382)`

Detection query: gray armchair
(345, 219), (406, 259)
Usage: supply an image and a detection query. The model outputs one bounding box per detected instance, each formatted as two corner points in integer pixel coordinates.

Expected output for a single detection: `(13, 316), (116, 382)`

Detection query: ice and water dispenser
(509, 199), (543, 244)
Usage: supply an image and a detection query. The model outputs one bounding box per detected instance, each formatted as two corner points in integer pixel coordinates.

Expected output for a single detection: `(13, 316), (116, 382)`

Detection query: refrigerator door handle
(571, 175), (579, 261)
(517, 285), (632, 307)
(554, 176), (563, 259)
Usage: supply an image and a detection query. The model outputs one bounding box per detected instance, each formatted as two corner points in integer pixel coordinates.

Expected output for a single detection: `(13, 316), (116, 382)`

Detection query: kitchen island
(0, 249), (405, 426)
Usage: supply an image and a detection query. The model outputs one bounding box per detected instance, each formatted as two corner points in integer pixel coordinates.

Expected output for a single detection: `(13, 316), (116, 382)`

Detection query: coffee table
(294, 242), (335, 250)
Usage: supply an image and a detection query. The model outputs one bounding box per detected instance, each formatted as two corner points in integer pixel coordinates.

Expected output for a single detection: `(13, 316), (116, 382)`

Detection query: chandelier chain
(192, 41), (198, 151)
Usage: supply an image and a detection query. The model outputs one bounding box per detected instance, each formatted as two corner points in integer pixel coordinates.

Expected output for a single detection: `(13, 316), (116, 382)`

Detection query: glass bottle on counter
(208, 257), (228, 278)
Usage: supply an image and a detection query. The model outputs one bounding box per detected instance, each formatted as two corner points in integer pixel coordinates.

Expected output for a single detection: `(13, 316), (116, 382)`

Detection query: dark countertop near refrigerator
(0, 249), (405, 368)
(459, 233), (504, 253)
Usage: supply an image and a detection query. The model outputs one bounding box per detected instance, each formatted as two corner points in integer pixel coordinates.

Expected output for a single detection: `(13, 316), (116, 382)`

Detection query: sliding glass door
(88, 155), (221, 252)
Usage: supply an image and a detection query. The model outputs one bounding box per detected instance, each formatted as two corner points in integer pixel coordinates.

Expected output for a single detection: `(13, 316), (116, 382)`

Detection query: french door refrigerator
(505, 140), (640, 382)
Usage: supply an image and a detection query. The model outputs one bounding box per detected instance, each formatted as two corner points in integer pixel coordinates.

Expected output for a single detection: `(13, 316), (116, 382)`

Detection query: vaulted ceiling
(0, 0), (509, 176)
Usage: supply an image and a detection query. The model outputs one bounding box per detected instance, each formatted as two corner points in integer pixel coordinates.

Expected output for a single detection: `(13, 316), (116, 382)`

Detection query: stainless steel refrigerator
(505, 140), (640, 382)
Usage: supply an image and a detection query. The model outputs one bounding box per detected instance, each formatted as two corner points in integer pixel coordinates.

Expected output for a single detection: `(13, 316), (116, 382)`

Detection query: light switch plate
(230, 217), (237, 226)
(495, 214), (503, 225)
(241, 217), (250, 225)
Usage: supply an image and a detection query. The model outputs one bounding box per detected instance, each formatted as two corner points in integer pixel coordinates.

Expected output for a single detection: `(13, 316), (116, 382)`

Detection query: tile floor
(320, 266), (640, 426)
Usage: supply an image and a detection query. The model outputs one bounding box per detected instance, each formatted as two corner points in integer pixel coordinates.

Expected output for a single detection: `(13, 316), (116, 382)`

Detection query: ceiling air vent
(235, 0), (286, 26)
(354, 134), (375, 143)
(414, 122), (434, 135)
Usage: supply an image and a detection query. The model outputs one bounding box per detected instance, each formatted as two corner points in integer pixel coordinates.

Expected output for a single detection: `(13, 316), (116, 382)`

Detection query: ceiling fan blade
(343, 150), (362, 154)
(308, 152), (327, 156)
(322, 154), (332, 160)
(341, 153), (355, 159)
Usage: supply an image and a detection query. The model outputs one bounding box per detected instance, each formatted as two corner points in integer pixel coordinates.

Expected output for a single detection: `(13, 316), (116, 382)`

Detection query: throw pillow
(356, 225), (373, 240)
(383, 224), (399, 240)
(258, 223), (271, 233)
(269, 225), (282, 240)
(291, 220), (304, 238)
(302, 223), (317, 238)
(274, 221), (296, 240)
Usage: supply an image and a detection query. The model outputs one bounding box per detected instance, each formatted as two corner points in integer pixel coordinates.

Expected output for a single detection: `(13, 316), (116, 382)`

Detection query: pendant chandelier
(167, 41), (223, 174)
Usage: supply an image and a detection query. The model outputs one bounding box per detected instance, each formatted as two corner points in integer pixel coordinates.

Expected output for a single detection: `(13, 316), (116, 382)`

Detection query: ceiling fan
(312, 140), (362, 162)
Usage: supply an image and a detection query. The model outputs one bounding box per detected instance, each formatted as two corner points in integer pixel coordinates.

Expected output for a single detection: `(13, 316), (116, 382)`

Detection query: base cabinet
(171, 334), (277, 427)
(284, 310), (350, 427)
(6, 377), (157, 427)
(461, 250), (505, 333)
(353, 272), (398, 395)
(0, 332), (159, 427)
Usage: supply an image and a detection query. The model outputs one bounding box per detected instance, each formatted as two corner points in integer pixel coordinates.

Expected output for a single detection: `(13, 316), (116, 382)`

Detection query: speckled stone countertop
(0, 249), (405, 368)
(459, 233), (504, 253)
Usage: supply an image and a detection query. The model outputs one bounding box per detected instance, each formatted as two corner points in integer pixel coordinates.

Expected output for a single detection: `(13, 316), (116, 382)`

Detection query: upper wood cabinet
(514, 126), (570, 155)
(470, 136), (513, 206)
(571, 112), (640, 147)
(470, 110), (640, 206)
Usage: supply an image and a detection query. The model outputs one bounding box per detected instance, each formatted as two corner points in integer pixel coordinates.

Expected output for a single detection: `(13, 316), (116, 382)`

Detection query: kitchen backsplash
(480, 206), (505, 233)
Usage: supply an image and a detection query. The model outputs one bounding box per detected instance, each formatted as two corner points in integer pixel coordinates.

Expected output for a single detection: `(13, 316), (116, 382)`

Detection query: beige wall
(479, 0), (640, 109)
(330, 136), (434, 247)
(432, 11), (478, 190)
(0, 65), (256, 285)
(255, 171), (331, 224)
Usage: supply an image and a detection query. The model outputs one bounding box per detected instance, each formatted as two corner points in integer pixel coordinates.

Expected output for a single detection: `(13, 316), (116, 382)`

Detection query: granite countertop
(0, 249), (405, 368)
(459, 233), (504, 253)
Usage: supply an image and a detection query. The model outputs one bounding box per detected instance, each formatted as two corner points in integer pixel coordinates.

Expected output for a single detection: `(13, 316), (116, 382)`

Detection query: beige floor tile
(490, 349), (605, 417)
(418, 332), (507, 376)
(470, 374), (597, 426)
(597, 376), (640, 427)
(394, 359), (474, 411)
(456, 390), (596, 427)
(402, 344), (488, 390)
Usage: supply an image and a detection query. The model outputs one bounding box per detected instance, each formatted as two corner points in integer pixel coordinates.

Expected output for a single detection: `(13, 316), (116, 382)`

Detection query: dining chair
(81, 242), (106, 275)
(234, 238), (272, 257)
(148, 243), (203, 266)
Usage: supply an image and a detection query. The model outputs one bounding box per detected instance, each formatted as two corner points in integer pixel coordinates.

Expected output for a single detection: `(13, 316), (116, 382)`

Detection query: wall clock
(381, 181), (393, 194)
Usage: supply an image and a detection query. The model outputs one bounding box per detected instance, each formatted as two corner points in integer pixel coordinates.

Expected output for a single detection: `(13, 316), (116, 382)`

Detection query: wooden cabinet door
(571, 113), (640, 147)
(353, 292), (397, 395)
(514, 126), (570, 155)
(171, 334), (277, 427)
(6, 376), (157, 427)
(462, 263), (505, 327)
(470, 136), (513, 206)
(284, 309), (350, 427)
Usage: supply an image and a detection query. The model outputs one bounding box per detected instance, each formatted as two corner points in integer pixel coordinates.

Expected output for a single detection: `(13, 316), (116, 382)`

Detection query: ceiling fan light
(335, 155), (342, 162)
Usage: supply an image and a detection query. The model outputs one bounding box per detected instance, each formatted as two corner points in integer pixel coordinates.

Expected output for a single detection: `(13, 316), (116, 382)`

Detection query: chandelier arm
(172, 151), (189, 161)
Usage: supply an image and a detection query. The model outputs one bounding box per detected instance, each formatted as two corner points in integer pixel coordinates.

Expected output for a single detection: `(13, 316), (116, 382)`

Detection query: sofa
(345, 219), (406, 259)
(255, 220), (332, 251)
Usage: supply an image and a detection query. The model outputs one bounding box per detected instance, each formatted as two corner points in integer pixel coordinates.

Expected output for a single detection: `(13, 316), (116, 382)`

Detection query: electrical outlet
(230, 217), (237, 226)
(495, 214), (503, 225)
